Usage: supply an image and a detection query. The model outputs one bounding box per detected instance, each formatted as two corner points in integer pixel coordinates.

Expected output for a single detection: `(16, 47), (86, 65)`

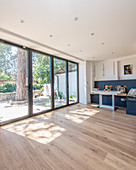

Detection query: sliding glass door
(54, 58), (67, 108)
(0, 42), (29, 123)
(68, 62), (78, 104)
(32, 52), (51, 114)
(0, 40), (79, 125)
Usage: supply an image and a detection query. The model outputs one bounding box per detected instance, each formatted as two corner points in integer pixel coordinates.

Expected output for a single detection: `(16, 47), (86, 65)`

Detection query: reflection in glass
(68, 62), (78, 104)
(32, 52), (51, 113)
(0, 43), (28, 122)
(54, 58), (66, 108)
(0, 42), (79, 124)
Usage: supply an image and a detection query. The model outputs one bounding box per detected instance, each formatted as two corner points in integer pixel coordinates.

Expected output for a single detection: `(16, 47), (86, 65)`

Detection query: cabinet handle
(103, 64), (105, 76)
(113, 61), (115, 76)
(93, 65), (95, 77)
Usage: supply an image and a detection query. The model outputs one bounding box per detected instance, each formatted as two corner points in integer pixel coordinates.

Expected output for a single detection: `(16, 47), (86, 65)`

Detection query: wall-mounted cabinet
(94, 60), (118, 81)
(93, 56), (136, 81)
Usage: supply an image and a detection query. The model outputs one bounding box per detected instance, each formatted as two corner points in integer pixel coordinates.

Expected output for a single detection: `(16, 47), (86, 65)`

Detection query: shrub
(0, 82), (16, 93)
(69, 93), (77, 99)
(58, 91), (63, 99)
(33, 83), (43, 90)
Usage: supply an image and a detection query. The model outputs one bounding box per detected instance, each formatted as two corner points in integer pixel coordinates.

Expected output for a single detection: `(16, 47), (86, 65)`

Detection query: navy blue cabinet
(126, 98), (136, 116)
(90, 94), (126, 107)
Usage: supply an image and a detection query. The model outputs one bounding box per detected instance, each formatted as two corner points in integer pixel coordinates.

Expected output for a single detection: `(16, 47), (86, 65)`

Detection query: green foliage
(0, 82), (16, 93)
(54, 58), (65, 73)
(0, 72), (11, 80)
(33, 83), (43, 90)
(32, 54), (66, 85)
(58, 91), (61, 97)
(69, 93), (77, 99)
(0, 43), (68, 96)
(0, 43), (17, 79)
(58, 91), (64, 98)
(33, 53), (51, 84)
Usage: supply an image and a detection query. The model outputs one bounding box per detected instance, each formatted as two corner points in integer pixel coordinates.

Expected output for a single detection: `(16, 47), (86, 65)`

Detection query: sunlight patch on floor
(2, 107), (99, 144)
(65, 108), (99, 123)
(3, 117), (65, 144)
(90, 104), (99, 107)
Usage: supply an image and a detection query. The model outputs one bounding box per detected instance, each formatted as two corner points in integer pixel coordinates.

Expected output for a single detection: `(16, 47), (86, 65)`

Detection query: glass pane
(68, 62), (78, 104)
(0, 43), (28, 123)
(54, 58), (66, 108)
(32, 52), (51, 113)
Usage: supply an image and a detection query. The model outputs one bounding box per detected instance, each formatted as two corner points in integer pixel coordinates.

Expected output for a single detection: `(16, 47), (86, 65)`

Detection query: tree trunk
(16, 49), (27, 101)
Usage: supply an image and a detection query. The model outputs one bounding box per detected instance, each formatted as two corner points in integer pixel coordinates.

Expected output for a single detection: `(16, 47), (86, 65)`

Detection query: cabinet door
(94, 62), (103, 80)
(94, 61), (117, 81)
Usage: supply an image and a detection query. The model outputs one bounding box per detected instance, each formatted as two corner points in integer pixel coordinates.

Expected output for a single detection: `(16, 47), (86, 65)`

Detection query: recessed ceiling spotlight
(112, 52), (114, 54)
(101, 42), (104, 45)
(20, 19), (25, 23)
(49, 34), (53, 37)
(23, 46), (26, 49)
(74, 17), (79, 21)
(91, 33), (94, 36)
(67, 44), (70, 46)
(80, 50), (82, 52)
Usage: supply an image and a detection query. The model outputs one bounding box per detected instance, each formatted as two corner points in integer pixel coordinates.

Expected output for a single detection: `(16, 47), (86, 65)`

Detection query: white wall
(54, 74), (66, 98)
(86, 61), (91, 103)
(86, 61), (94, 103)
(119, 58), (136, 80)
(79, 61), (93, 104)
(69, 71), (77, 97)
(57, 72), (77, 98)
(79, 61), (87, 104)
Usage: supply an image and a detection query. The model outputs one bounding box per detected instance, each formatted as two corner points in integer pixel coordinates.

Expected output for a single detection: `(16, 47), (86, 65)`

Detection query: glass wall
(0, 40), (79, 125)
(32, 52), (51, 113)
(54, 58), (67, 108)
(68, 62), (78, 104)
(0, 42), (28, 123)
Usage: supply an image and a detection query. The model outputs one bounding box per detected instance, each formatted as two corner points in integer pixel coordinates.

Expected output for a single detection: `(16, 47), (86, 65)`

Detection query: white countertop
(92, 90), (121, 95)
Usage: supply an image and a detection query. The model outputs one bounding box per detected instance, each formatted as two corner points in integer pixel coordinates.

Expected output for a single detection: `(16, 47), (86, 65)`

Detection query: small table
(92, 90), (121, 111)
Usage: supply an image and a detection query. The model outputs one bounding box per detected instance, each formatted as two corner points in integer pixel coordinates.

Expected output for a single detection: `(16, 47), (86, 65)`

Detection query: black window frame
(0, 39), (79, 126)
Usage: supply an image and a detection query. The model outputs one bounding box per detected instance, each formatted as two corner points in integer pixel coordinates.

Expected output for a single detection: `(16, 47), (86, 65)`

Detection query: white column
(79, 61), (87, 104)
(79, 61), (94, 104)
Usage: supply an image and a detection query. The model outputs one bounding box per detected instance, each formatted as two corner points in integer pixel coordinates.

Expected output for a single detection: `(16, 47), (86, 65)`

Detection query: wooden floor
(0, 104), (136, 170)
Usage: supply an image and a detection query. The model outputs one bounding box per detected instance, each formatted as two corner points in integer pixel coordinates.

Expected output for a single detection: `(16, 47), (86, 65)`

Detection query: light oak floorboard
(0, 104), (136, 170)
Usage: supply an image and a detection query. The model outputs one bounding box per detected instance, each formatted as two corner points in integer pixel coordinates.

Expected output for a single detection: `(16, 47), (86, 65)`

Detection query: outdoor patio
(0, 97), (68, 122)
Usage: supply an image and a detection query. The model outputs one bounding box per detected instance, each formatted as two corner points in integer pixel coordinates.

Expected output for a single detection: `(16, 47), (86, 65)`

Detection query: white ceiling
(0, 0), (136, 62)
